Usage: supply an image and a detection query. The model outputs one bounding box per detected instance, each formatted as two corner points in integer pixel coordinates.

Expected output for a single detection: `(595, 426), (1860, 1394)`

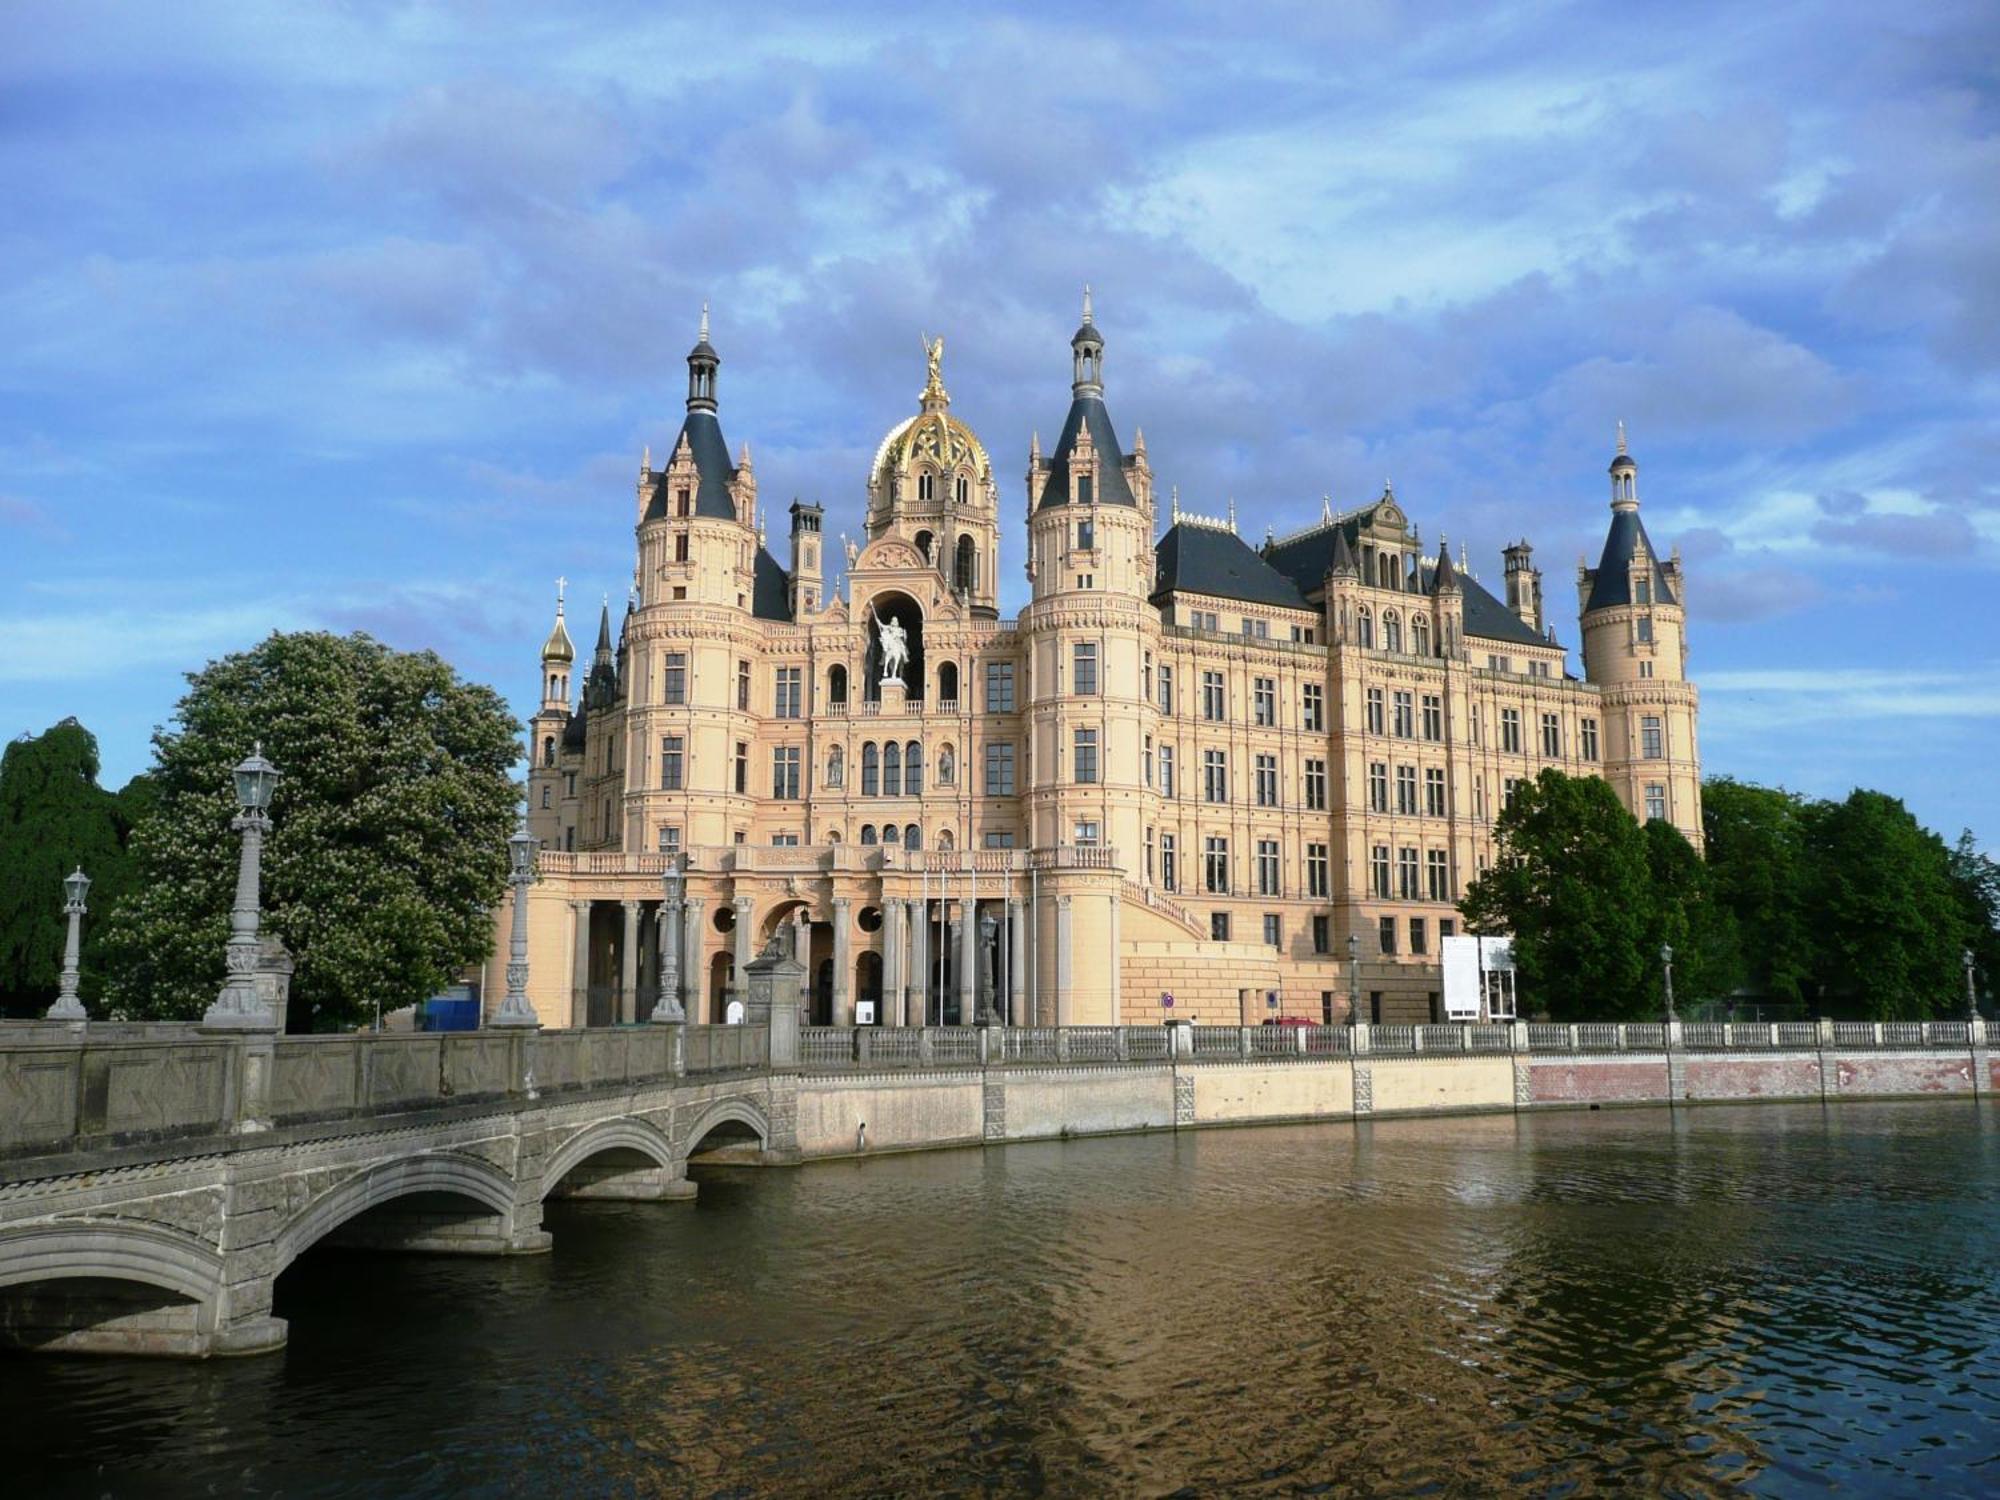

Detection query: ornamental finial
(1082, 283), (1093, 324)
(1616, 418), (1627, 456)
(699, 301), (709, 342)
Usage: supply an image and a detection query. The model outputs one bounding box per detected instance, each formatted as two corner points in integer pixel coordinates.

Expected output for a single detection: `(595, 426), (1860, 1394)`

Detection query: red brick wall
(1530, 1058), (1672, 1105)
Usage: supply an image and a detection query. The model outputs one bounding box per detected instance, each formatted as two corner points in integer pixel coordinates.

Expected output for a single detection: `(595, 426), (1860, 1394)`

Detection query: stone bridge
(2, 1014), (1990, 1358)
(0, 1024), (792, 1357)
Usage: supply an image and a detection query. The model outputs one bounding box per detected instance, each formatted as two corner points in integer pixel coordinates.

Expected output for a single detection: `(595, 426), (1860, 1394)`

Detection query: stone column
(1009, 897), (1026, 1026)
(880, 900), (904, 1032)
(1056, 896), (1073, 1027)
(731, 895), (755, 1010)
(958, 898), (976, 1024)
(620, 901), (641, 1025)
(570, 900), (591, 1028)
(651, 893), (685, 1023)
(831, 898), (852, 1025)
(907, 898), (928, 1026)
(684, 897), (706, 1022)
(978, 907), (999, 1024)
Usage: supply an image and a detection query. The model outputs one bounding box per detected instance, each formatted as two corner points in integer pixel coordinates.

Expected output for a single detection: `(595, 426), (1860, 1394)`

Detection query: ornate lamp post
(201, 744), (281, 1029)
(46, 867), (91, 1021)
(490, 818), (542, 1028)
(1661, 943), (1677, 1024)
(1967, 947), (1980, 1023)
(651, 856), (687, 1023)
(1347, 931), (1363, 1026)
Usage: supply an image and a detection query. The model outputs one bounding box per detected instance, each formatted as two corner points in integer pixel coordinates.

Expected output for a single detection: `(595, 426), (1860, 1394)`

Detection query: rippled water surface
(11, 1100), (2000, 1497)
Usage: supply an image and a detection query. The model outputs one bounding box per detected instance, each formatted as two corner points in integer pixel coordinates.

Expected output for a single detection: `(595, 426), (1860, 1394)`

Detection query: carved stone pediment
(854, 537), (925, 573)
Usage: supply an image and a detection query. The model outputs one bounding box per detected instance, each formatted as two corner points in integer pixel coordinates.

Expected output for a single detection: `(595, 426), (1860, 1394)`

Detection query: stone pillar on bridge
(958, 898), (975, 1024)
(831, 898), (852, 1026)
(1008, 897), (1026, 1026)
(906, 898), (927, 1027)
(978, 906), (1000, 1024)
(731, 895), (754, 1013)
(569, 900), (590, 1028)
(620, 901), (642, 1025)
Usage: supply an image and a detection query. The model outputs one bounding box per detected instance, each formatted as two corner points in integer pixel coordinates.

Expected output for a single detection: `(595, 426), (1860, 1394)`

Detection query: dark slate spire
(646, 305), (740, 522)
(593, 597), (613, 660)
(1432, 535), (1460, 593)
(1329, 525), (1358, 577)
(1039, 288), (1134, 509)
(1584, 424), (1678, 612)
(686, 302), (718, 414)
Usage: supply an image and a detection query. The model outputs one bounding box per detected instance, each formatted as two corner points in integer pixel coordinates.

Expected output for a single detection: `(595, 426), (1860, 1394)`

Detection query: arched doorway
(710, 952), (735, 1022)
(855, 951), (883, 1023)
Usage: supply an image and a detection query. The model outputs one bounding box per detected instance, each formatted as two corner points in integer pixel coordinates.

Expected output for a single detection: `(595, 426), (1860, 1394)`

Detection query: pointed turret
(1432, 535), (1460, 593)
(538, 579), (575, 715)
(1330, 525), (1358, 577)
(1038, 289), (1133, 509)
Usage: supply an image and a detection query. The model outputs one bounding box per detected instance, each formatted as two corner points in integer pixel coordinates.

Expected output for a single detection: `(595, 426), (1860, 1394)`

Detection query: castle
(495, 300), (1700, 1028)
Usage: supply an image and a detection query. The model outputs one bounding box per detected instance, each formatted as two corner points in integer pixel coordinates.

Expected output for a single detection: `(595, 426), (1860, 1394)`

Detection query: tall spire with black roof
(686, 302), (718, 413)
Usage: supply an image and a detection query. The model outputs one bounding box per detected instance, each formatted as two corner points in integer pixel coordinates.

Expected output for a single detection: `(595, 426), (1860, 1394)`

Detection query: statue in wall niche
(937, 745), (954, 784)
(870, 601), (909, 687)
(826, 745), (844, 787)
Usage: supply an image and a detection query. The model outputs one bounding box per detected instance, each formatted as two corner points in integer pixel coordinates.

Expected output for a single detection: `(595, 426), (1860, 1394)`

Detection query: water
(10, 1101), (2000, 1497)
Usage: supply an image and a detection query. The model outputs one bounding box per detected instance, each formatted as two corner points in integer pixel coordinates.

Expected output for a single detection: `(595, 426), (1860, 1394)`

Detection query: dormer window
(1077, 519), (1094, 550)
(1077, 474), (1094, 505)
(676, 487), (691, 517)
(1636, 577), (1652, 605)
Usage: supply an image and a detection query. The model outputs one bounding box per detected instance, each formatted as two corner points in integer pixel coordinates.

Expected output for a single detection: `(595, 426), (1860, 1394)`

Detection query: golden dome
(869, 337), (993, 493)
(541, 607), (575, 665)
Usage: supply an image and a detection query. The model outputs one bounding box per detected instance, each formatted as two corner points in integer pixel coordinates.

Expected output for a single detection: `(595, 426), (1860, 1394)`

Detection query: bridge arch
(538, 1116), (676, 1201)
(0, 1219), (227, 1355)
(275, 1151), (521, 1271)
(682, 1096), (771, 1161)
(0, 1219), (223, 1304)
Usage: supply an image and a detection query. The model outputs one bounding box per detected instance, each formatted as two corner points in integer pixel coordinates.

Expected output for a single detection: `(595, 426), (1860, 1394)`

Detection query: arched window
(1356, 607), (1374, 649)
(882, 823), (900, 845)
(883, 741), (902, 797)
(828, 664), (848, 706)
(1383, 611), (1402, 653)
(956, 475), (969, 504)
(1379, 553), (1397, 589)
(827, 829), (842, 843)
(905, 823), (921, 849)
(918, 471), (935, 502)
(860, 824), (877, 845)
(905, 740), (924, 794)
(1412, 615), (1430, 657)
(914, 529), (934, 564)
(955, 535), (976, 593)
(861, 742), (879, 797)
(1443, 619), (1455, 656)
(541, 785), (551, 809)
(542, 735), (555, 767)
(938, 661), (959, 703)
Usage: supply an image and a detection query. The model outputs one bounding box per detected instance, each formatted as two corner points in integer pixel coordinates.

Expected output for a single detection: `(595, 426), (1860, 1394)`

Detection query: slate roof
(752, 546), (793, 621)
(1152, 523), (1311, 611)
(1459, 574), (1548, 647)
(1262, 505), (1382, 596)
(1037, 396), (1135, 509)
(1584, 509), (1678, 612)
(643, 409), (738, 522)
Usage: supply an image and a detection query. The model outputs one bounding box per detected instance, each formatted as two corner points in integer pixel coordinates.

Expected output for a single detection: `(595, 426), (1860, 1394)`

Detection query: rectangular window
(1369, 762), (1389, 813)
(1312, 915), (1330, 954)
(1642, 715), (1664, 758)
(1304, 758), (1327, 811)
(734, 740), (748, 795)
(1257, 838), (1279, 896)
(663, 652), (687, 705)
(1425, 767), (1446, 817)
(1636, 577), (1652, 606)
(1307, 842), (1329, 899)
(1254, 677), (1276, 726)
(1398, 846), (1420, 899)
(675, 532), (690, 563)
(1076, 518), (1094, 550)
(1192, 748), (1224, 804)
(1393, 691), (1414, 737)
(1143, 735), (1154, 788)
(771, 746), (801, 800)
(1378, 915), (1397, 955)
(738, 659), (751, 712)
(1367, 687), (1385, 736)
(1072, 641), (1099, 696)
(1073, 819), (1100, 846)
(1640, 659), (1655, 679)
(973, 829), (1010, 849)
(1371, 844), (1391, 899)
(1205, 836), (1229, 894)
(1145, 826), (1155, 882)
(658, 825), (681, 854)
(1422, 693), (1443, 741)
(1541, 712), (1562, 758)
(1211, 912), (1231, 942)
(1501, 707), (1522, 754)
(1263, 913), (1282, 948)
(1409, 917), (1427, 956)
(1303, 683), (1325, 732)
(1255, 753), (1278, 807)
(1396, 764), (1418, 816)
(1581, 718), (1599, 761)
(1440, 918), (1455, 941)
(1636, 616), (1654, 644)
(1202, 671), (1225, 721)
(1074, 727), (1099, 784)
(1159, 664), (1174, 714)
(1504, 776), (1522, 810)
(1143, 650), (1153, 702)
(1160, 833), (1178, 892)
(1646, 783), (1668, 822)
(984, 741), (1016, 796)
(1427, 848), (1449, 902)
(985, 661), (1016, 712)
(882, 746), (901, 797)
(1159, 744), (1175, 799)
(774, 666), (802, 718)
(660, 735), (684, 791)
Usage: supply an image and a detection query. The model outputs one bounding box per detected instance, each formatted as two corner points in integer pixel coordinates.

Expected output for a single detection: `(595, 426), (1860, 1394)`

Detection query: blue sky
(3, 2), (1996, 847)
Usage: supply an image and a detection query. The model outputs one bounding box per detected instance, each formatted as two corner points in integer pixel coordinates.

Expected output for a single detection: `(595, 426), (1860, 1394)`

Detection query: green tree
(1700, 777), (1812, 1005)
(101, 632), (520, 1030)
(1641, 818), (1730, 1006)
(0, 720), (139, 1016)
(1946, 829), (1999, 1014)
(1461, 769), (1657, 1019)
(1804, 789), (1970, 1020)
